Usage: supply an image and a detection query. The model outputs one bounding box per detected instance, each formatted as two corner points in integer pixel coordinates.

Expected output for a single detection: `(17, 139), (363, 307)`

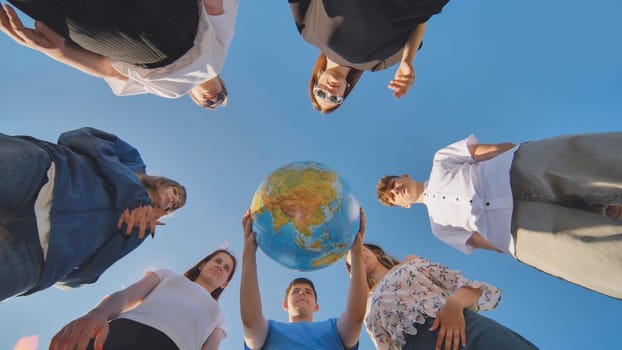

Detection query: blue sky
(1, 0), (621, 349)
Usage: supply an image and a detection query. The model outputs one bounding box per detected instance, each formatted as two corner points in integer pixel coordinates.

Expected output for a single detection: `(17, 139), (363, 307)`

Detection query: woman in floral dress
(346, 243), (539, 350)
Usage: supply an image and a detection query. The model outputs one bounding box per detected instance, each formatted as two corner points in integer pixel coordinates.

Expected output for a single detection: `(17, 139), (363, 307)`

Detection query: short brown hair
(376, 175), (400, 206)
(285, 277), (318, 302)
(309, 53), (363, 114)
(184, 249), (237, 300)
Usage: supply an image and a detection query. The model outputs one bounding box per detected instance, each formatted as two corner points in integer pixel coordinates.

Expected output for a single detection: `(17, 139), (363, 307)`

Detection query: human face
(385, 175), (416, 208)
(284, 283), (318, 315)
(189, 76), (227, 109)
(198, 252), (234, 289)
(314, 68), (348, 110)
(346, 245), (378, 275)
(155, 185), (183, 212)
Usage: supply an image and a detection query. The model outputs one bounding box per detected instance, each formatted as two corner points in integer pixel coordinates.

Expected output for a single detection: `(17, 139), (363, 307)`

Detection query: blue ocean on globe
(250, 161), (360, 271)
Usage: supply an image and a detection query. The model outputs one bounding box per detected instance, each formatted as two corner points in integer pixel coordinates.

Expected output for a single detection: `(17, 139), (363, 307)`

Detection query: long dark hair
(345, 243), (400, 291)
(184, 249), (237, 300)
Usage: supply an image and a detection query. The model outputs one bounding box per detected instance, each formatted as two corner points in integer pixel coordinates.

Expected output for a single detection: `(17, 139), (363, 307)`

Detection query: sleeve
(429, 222), (475, 254)
(209, 0), (239, 50)
(419, 257), (502, 312)
(433, 135), (480, 167)
(57, 127), (149, 210)
(103, 62), (150, 96)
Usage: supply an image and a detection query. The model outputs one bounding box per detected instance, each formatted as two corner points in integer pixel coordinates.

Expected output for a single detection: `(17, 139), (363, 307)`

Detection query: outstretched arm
(467, 142), (516, 162)
(49, 272), (160, 350)
(389, 22), (427, 98)
(337, 209), (367, 350)
(240, 210), (269, 349)
(0, 4), (126, 80)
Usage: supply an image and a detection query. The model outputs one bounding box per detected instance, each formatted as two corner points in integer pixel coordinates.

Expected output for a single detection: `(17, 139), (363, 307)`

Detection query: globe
(250, 161), (361, 271)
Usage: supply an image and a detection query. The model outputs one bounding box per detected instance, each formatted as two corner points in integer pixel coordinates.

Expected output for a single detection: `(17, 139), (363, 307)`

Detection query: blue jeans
(403, 310), (539, 350)
(0, 134), (51, 301)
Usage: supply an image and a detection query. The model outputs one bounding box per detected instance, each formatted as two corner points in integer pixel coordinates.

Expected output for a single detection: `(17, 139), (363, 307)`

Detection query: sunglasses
(313, 85), (344, 105)
(205, 90), (227, 108)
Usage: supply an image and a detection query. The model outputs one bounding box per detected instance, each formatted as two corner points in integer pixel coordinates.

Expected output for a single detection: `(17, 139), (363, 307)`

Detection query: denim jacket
(18, 127), (151, 293)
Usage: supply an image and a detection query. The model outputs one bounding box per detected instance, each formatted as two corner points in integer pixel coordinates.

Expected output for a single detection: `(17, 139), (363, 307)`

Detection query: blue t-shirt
(244, 318), (359, 350)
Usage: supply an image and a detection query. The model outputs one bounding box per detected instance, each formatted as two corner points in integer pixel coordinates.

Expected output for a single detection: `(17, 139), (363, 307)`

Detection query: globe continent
(251, 161), (360, 271)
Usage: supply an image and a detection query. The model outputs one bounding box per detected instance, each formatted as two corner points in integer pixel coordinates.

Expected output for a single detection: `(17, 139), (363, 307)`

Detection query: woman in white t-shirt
(0, 0), (238, 109)
(49, 249), (236, 350)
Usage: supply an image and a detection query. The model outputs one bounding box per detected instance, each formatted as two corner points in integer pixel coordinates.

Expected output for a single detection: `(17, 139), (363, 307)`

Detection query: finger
(429, 317), (440, 331)
(94, 324), (110, 350)
(137, 208), (148, 240)
(453, 331), (461, 350)
(435, 328), (446, 350)
(358, 208), (366, 235)
(34, 20), (63, 44)
(125, 207), (138, 235)
(117, 208), (128, 229)
(4, 4), (28, 41)
(461, 325), (467, 347)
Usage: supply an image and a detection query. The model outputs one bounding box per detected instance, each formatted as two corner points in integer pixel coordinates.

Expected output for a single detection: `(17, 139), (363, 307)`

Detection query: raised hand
(0, 4), (65, 56)
(117, 205), (167, 239)
(388, 60), (416, 99)
(49, 313), (110, 350)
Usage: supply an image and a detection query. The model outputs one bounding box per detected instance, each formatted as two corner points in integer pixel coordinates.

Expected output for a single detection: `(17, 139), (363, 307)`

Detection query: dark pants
(0, 134), (50, 301)
(403, 310), (538, 350)
(8, 0), (198, 67)
(86, 319), (178, 350)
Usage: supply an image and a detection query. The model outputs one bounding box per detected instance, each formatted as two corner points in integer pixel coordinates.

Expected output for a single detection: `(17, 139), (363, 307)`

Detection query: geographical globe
(250, 161), (360, 271)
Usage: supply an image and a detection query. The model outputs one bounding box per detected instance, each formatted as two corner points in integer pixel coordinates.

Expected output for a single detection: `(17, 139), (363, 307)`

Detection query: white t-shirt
(34, 162), (55, 260)
(104, 0), (239, 98)
(424, 135), (519, 256)
(119, 269), (226, 349)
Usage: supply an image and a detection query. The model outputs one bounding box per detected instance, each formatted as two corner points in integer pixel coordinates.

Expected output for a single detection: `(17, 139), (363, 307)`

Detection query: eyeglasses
(313, 85), (344, 105)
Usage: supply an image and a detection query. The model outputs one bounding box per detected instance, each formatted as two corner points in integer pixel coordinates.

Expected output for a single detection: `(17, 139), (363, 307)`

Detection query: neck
(412, 181), (425, 203)
(289, 313), (313, 323)
(369, 264), (390, 287)
(195, 279), (217, 295)
(325, 57), (351, 76)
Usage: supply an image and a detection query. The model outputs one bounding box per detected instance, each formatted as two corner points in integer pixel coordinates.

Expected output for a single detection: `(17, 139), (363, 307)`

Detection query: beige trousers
(510, 132), (622, 299)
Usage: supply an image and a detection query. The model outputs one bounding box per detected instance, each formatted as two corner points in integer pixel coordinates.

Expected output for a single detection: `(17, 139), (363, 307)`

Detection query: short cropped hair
(285, 277), (318, 302)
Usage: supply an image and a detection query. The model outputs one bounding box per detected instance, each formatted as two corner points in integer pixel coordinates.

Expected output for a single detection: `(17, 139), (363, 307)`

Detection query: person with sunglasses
(0, 127), (187, 302)
(289, 0), (450, 114)
(0, 0), (237, 109)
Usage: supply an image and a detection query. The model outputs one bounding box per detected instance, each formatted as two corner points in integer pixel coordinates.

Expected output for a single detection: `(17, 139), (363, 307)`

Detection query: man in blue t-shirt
(240, 209), (367, 350)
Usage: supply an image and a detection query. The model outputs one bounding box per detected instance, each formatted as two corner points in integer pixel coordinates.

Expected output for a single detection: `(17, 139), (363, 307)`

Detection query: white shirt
(104, 0), (239, 98)
(34, 162), (55, 260)
(120, 269), (226, 349)
(424, 135), (519, 255)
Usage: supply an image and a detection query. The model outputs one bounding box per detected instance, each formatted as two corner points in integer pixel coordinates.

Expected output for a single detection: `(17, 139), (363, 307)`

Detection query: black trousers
(8, 0), (198, 67)
(86, 319), (178, 350)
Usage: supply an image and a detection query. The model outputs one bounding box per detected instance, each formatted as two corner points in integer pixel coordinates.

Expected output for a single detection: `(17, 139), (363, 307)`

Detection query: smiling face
(312, 68), (348, 110)
(153, 185), (184, 212)
(197, 252), (235, 291)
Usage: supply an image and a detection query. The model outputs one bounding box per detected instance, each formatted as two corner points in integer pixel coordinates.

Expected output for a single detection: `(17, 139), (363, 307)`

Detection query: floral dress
(365, 256), (502, 350)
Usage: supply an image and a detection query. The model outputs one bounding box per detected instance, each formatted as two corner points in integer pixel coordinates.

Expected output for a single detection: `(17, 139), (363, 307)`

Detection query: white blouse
(104, 0), (239, 98)
(365, 256), (502, 350)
